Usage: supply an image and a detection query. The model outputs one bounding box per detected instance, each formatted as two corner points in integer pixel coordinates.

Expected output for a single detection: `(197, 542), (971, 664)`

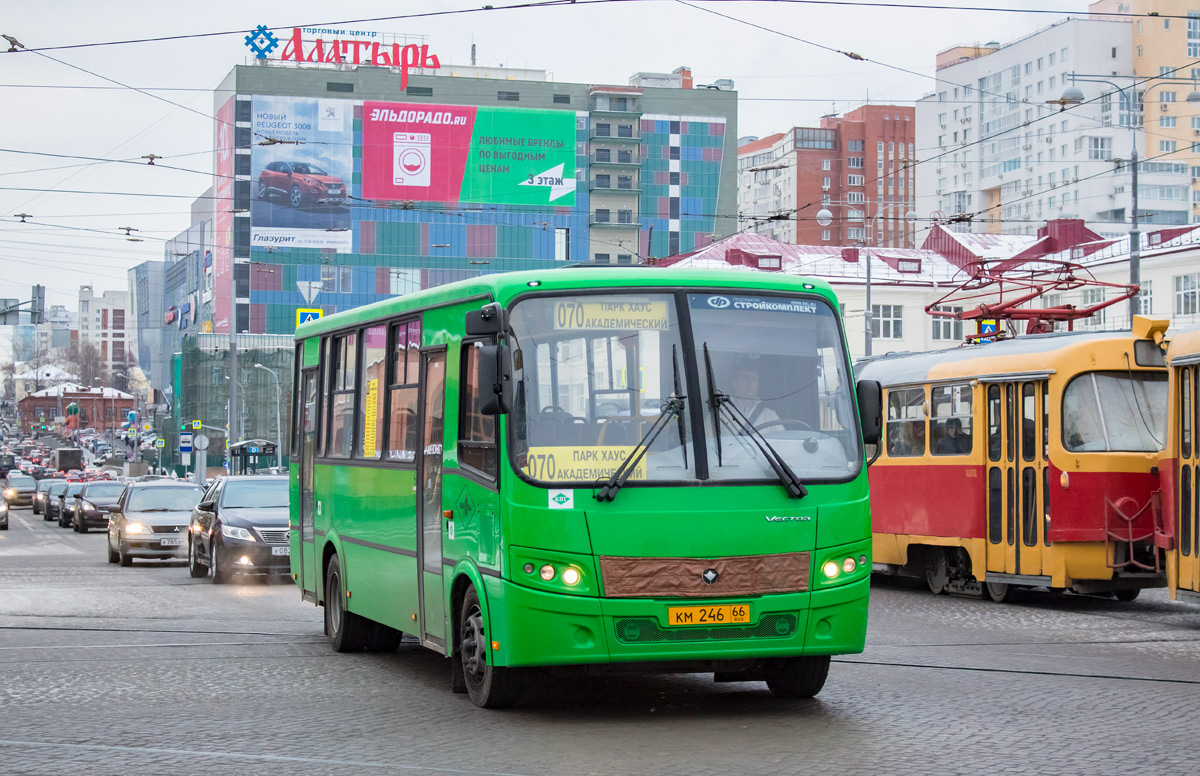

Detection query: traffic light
(30, 285), (45, 324)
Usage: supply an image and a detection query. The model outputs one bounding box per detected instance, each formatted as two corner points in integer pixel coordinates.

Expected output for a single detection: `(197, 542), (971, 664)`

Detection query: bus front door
(985, 380), (1049, 597)
(416, 350), (448, 650)
(298, 368), (319, 600)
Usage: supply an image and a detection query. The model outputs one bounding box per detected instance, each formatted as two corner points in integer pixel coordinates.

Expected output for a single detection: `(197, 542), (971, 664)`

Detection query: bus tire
(985, 580), (1013, 603)
(1113, 588), (1140, 602)
(365, 622), (403, 653)
(324, 554), (370, 652)
(925, 550), (949, 595)
(459, 585), (521, 708)
(764, 655), (830, 699)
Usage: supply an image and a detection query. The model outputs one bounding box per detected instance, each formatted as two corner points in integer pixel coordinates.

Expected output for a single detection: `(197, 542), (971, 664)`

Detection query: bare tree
(66, 341), (108, 386)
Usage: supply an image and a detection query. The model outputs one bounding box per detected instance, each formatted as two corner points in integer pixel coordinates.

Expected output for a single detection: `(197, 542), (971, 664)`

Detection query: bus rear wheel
(324, 554), (370, 652)
(764, 655), (830, 699)
(459, 585), (522, 708)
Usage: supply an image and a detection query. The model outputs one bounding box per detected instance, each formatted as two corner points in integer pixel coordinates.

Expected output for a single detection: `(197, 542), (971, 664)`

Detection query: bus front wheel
(763, 655), (830, 699)
(324, 554), (371, 652)
(459, 585), (522, 708)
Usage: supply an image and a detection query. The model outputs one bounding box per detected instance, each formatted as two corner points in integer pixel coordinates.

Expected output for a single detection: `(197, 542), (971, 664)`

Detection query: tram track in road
(836, 657), (1200, 685)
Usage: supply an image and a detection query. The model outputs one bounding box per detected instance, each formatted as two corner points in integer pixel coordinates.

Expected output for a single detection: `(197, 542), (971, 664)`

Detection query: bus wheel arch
(456, 580), (522, 708)
(320, 541), (339, 606)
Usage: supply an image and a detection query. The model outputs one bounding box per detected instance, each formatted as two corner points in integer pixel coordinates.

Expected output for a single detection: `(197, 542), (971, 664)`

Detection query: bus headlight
(842, 557), (857, 574)
(539, 564), (556, 581)
(561, 567), (581, 586)
(822, 560), (840, 579)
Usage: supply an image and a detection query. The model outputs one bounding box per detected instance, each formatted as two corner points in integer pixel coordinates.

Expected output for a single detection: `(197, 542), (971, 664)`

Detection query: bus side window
(328, 332), (358, 459)
(387, 319), (420, 464)
(459, 341), (498, 479)
(357, 325), (387, 460)
(886, 387), (925, 457)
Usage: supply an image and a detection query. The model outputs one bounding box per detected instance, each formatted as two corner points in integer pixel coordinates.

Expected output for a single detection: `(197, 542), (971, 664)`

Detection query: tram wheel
(924, 550), (949, 595)
(1113, 588), (1140, 602)
(984, 580), (1014, 603)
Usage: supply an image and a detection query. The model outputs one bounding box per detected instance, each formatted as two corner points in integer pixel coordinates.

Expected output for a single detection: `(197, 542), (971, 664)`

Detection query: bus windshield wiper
(595, 391), (686, 503)
(702, 343), (807, 499)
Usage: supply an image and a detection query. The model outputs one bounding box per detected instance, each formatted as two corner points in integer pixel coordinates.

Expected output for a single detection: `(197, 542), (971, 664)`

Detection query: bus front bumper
(483, 576), (868, 669)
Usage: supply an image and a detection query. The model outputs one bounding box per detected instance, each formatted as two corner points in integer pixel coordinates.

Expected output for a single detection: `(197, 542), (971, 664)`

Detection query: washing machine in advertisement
(393, 132), (432, 187)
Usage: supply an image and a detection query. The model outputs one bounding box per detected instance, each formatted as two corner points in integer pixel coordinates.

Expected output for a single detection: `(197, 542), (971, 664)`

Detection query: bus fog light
(858, 555), (867, 565)
(842, 557), (857, 574)
(539, 564), (556, 581)
(822, 561), (839, 579)
(523, 563), (534, 574)
(561, 567), (581, 586)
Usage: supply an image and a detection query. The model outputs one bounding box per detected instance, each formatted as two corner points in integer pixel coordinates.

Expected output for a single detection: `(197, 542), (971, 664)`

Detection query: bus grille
(613, 613), (798, 644)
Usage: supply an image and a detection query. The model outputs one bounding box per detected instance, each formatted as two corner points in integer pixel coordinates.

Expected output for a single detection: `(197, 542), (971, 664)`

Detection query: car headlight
(220, 525), (255, 542)
(4, 489), (12, 497)
(81, 500), (97, 513)
(125, 522), (151, 534)
(0, 501), (7, 511)
(302, 177), (317, 185)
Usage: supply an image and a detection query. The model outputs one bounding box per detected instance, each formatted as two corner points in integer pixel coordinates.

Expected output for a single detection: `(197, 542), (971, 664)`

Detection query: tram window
(1042, 383), (1049, 460)
(1062, 371), (1167, 452)
(387, 320), (420, 464)
(1181, 466), (1192, 557)
(1006, 468), (1016, 546)
(987, 385), (1001, 462)
(327, 332), (358, 459)
(1134, 339), (1165, 367)
(931, 384), (972, 455)
(1005, 384), (1015, 462)
(1021, 384), (1036, 462)
(988, 467), (1002, 544)
(459, 342), (498, 479)
(357, 325), (387, 460)
(1022, 468), (1038, 546)
(886, 388), (925, 457)
(1182, 369), (1193, 460)
(1043, 467), (1051, 546)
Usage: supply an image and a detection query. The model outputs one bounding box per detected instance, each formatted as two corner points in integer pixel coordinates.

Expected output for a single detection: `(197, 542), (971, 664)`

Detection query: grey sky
(1, 0), (1077, 311)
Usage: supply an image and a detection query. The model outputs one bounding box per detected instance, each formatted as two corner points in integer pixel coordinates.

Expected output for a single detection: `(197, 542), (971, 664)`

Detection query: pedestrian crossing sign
(297, 308), (323, 327)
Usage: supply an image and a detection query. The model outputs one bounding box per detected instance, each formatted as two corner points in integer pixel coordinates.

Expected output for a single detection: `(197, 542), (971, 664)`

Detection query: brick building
(17, 384), (134, 435)
(739, 105), (916, 248)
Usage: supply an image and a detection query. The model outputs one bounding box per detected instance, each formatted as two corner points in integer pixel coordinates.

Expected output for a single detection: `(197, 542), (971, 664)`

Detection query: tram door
(1175, 365), (1199, 596)
(985, 381), (1049, 576)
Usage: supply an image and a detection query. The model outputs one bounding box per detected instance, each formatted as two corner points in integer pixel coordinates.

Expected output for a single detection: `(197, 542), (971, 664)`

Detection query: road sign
(179, 432), (194, 453)
(181, 452), (192, 466)
(155, 439), (165, 448)
(194, 434), (210, 451)
(192, 420), (201, 430)
(297, 308), (323, 327)
(143, 423), (152, 431)
(979, 318), (998, 344)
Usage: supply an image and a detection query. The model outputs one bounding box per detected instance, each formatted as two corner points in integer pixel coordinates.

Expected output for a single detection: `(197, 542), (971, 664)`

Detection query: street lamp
(254, 363), (283, 471)
(1057, 74), (1200, 321)
(816, 201), (917, 357)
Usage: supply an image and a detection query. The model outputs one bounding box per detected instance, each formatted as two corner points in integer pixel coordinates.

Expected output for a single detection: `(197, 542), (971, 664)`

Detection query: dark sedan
(57, 482), (85, 527)
(43, 481), (69, 522)
(71, 481), (126, 532)
(32, 477), (61, 515)
(188, 476), (290, 583)
(108, 482), (205, 566)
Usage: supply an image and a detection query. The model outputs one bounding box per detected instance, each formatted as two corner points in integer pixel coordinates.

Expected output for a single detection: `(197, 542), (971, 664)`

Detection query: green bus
(290, 266), (881, 707)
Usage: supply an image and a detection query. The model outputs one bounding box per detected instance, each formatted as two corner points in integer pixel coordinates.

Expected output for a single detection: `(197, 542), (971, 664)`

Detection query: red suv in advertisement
(257, 161), (346, 207)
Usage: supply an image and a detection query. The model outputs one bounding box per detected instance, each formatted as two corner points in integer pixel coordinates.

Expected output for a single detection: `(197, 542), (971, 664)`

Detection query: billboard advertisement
(213, 97), (235, 333)
(361, 101), (576, 206)
(250, 96), (355, 252)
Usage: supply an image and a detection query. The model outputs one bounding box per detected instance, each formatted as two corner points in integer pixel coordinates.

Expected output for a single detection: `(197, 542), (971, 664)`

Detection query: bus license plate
(666, 604), (751, 626)
(159, 538), (183, 547)
(271, 546), (290, 556)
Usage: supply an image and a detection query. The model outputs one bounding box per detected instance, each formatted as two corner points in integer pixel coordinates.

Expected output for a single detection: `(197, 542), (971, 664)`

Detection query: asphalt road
(1, 504), (1198, 775)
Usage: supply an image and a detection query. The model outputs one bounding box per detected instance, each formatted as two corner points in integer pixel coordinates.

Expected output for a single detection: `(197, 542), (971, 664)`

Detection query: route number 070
(555, 302), (585, 329)
(525, 453), (558, 479)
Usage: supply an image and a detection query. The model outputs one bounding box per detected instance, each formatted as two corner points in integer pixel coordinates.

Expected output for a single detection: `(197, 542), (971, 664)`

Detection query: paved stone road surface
(1, 504), (1198, 775)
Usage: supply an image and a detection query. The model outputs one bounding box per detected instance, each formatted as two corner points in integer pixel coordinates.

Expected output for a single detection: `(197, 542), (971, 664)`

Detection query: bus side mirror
(856, 379), (882, 446)
(465, 302), (507, 336)
(477, 344), (512, 416)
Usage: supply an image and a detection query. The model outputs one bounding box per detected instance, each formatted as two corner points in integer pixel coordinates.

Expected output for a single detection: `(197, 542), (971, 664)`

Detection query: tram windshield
(1062, 371), (1167, 452)
(507, 291), (860, 486)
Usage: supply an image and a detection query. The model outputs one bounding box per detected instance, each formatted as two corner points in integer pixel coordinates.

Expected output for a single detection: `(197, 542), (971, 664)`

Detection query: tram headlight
(822, 560), (840, 579)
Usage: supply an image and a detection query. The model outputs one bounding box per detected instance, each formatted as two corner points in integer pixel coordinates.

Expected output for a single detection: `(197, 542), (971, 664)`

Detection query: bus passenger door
(416, 350), (448, 650)
(298, 368), (319, 600)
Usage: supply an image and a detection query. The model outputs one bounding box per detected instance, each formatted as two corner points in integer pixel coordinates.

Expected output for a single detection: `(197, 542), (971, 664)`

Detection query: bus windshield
(1062, 371), (1167, 452)
(507, 291), (860, 486)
